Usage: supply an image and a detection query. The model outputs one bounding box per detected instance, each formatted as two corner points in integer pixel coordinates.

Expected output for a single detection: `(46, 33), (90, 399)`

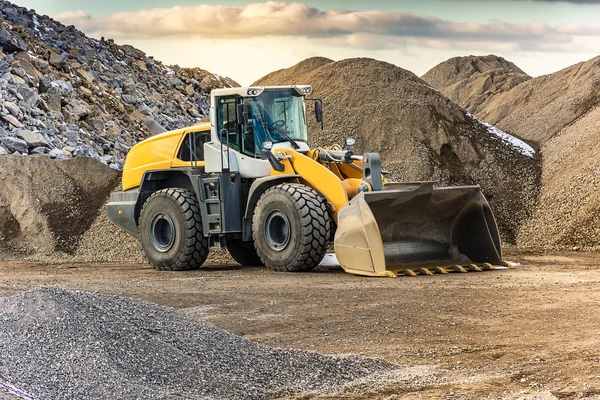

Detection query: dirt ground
(1, 249), (600, 399)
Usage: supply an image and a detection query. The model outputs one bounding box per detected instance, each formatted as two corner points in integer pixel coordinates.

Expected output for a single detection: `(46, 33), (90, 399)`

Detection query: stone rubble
(0, 1), (238, 169)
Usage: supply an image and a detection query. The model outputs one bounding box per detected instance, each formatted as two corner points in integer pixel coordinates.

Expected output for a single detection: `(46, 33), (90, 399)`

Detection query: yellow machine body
(114, 85), (506, 278)
(122, 123), (210, 191)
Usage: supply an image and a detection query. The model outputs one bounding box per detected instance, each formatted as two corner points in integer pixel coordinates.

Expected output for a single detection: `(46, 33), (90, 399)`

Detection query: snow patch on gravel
(468, 113), (535, 157)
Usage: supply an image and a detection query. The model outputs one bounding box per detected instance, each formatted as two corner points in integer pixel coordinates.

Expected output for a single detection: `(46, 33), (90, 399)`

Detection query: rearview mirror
(314, 100), (323, 123)
(236, 103), (249, 126)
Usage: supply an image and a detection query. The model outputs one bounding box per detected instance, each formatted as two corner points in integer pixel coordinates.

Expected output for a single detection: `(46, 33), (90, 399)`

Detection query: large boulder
(0, 27), (27, 53)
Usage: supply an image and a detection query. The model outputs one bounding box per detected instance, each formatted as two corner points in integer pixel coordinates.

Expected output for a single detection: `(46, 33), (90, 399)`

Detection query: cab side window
(177, 131), (209, 161)
(216, 97), (240, 150)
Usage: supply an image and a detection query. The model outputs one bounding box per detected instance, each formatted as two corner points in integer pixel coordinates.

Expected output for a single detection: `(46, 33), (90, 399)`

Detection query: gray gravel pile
(0, 1), (237, 168)
(0, 287), (394, 399)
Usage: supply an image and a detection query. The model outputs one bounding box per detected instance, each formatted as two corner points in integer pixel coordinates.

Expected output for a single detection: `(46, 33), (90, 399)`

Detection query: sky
(11, 0), (600, 85)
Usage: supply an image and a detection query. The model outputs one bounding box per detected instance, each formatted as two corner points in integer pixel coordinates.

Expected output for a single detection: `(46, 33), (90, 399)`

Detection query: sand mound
(473, 56), (600, 145)
(517, 104), (600, 249)
(0, 156), (119, 256)
(422, 55), (531, 115)
(0, 287), (394, 399)
(255, 57), (541, 242)
(73, 195), (236, 265)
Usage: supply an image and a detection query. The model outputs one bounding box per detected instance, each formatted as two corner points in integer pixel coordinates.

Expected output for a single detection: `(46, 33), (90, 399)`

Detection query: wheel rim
(150, 213), (176, 252)
(264, 210), (291, 251)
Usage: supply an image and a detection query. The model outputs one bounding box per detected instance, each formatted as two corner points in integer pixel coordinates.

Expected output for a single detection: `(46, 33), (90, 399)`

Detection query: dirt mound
(517, 105), (600, 250)
(0, 156), (119, 255)
(74, 196), (235, 265)
(446, 56), (600, 250)
(422, 55), (530, 115)
(255, 57), (541, 242)
(0, 287), (394, 399)
(473, 56), (600, 144)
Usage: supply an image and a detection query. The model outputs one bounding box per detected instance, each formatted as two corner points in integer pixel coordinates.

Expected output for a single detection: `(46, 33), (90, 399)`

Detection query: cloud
(51, 1), (598, 53)
(522, 0), (600, 3)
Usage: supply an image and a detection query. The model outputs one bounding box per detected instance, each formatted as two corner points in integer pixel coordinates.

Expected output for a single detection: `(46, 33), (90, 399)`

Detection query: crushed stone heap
(0, 0), (237, 168)
(426, 55), (600, 250)
(255, 57), (541, 243)
(0, 155), (119, 256)
(0, 287), (394, 399)
(422, 54), (531, 116)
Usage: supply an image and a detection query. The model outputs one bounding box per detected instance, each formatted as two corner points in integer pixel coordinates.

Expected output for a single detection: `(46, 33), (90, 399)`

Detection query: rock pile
(425, 54), (600, 250)
(255, 57), (542, 243)
(461, 56), (600, 145)
(0, 0), (237, 168)
(0, 155), (119, 257)
(0, 287), (394, 399)
(422, 55), (531, 116)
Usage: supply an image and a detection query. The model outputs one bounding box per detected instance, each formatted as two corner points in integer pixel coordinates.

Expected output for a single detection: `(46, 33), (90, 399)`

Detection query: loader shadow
(200, 264), (347, 274)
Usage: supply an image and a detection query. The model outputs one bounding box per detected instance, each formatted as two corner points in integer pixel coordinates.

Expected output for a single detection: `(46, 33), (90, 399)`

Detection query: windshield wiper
(271, 125), (300, 150)
(253, 102), (300, 150)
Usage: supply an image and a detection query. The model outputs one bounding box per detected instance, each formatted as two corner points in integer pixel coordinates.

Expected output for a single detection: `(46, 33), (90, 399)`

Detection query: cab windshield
(246, 89), (308, 148)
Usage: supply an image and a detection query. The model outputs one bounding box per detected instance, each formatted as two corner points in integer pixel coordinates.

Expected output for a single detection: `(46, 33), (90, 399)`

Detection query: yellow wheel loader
(107, 85), (506, 277)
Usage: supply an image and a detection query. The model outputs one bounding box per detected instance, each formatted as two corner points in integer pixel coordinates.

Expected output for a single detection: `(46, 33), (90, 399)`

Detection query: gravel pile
(0, 1), (237, 168)
(0, 155), (118, 255)
(465, 56), (600, 145)
(517, 104), (600, 250)
(255, 57), (541, 243)
(425, 54), (600, 250)
(0, 287), (394, 399)
(422, 55), (531, 116)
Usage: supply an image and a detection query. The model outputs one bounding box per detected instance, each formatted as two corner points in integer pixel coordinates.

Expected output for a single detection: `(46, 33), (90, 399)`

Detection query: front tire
(252, 183), (330, 272)
(139, 188), (209, 271)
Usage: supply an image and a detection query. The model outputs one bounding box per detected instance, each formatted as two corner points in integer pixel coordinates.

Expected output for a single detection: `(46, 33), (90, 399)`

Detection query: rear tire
(252, 183), (330, 272)
(139, 188), (209, 271)
(226, 238), (263, 266)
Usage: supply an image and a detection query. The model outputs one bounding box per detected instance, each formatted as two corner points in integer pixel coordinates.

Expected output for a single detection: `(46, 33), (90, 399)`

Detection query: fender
(107, 168), (200, 238)
(241, 174), (301, 241)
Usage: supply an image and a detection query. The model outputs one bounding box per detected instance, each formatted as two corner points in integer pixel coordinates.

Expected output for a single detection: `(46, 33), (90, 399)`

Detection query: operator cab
(204, 85), (322, 178)
(211, 86), (321, 156)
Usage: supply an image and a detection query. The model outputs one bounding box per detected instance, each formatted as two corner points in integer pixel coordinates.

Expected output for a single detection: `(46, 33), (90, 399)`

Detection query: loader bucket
(334, 183), (504, 277)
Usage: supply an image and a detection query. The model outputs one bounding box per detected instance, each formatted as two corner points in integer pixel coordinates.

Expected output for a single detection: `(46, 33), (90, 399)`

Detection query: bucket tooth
(450, 265), (468, 273)
(434, 267), (449, 274)
(468, 264), (483, 272)
(419, 268), (433, 275)
(404, 269), (418, 277)
(481, 263), (496, 270)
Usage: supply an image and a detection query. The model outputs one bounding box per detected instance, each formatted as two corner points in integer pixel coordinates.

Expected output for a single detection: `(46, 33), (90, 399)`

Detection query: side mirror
(314, 100), (323, 123)
(236, 103), (249, 126)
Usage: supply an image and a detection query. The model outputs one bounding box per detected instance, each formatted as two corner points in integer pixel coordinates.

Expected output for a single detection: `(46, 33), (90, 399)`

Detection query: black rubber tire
(139, 188), (209, 271)
(226, 238), (263, 266)
(252, 183), (330, 272)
